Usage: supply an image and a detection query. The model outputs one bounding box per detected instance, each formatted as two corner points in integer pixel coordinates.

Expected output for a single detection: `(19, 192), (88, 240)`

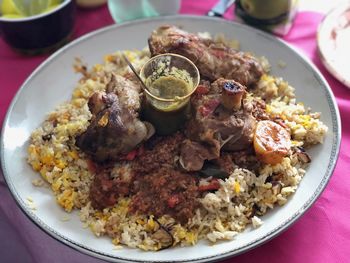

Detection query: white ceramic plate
(318, 3), (350, 88)
(1, 16), (341, 263)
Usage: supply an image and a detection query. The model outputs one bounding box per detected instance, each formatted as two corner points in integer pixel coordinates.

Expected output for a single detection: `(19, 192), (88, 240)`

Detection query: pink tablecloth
(1, 1), (349, 262)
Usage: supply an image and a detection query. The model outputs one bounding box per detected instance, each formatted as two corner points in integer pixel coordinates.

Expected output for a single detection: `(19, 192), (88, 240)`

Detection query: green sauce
(150, 76), (190, 100)
(142, 75), (193, 135)
(142, 99), (190, 136)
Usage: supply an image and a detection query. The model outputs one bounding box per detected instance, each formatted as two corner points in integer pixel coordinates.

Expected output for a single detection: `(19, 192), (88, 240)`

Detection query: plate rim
(0, 14), (342, 263)
(317, 2), (350, 88)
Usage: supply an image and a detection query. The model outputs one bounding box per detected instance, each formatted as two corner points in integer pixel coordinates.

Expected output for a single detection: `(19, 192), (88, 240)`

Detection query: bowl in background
(0, 0), (75, 54)
(318, 2), (350, 88)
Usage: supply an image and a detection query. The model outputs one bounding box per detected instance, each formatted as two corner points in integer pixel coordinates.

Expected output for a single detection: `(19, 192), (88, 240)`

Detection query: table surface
(1, 1), (350, 263)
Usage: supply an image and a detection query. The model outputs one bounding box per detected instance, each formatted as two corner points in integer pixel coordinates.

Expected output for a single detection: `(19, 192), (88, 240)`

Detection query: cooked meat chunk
(76, 91), (151, 163)
(210, 153), (236, 175)
(179, 79), (257, 171)
(249, 97), (270, 121)
(179, 139), (220, 171)
(106, 73), (141, 113)
(88, 92), (112, 115)
(187, 106), (256, 151)
(148, 25), (264, 86)
(230, 148), (261, 173)
(151, 223), (174, 250)
(130, 167), (199, 224)
(222, 110), (257, 151)
(189, 79), (256, 149)
(293, 146), (311, 164)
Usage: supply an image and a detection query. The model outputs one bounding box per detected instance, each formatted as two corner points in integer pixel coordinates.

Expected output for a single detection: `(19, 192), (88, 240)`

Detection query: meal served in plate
(27, 25), (328, 251)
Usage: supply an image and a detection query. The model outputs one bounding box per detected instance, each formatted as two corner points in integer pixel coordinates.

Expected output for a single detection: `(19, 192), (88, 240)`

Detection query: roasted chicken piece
(76, 75), (154, 163)
(148, 25), (264, 86)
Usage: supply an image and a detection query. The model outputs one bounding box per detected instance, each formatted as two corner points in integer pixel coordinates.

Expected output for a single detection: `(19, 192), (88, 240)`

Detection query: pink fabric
(1, 1), (349, 262)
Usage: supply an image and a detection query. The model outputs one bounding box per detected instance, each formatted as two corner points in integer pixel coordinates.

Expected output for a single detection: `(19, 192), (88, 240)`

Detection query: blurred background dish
(234, 0), (298, 36)
(108, 0), (180, 23)
(0, 0), (75, 54)
(318, 2), (350, 88)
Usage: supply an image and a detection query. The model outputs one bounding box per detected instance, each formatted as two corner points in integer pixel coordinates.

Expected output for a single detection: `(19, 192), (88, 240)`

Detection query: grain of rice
(251, 216), (263, 228)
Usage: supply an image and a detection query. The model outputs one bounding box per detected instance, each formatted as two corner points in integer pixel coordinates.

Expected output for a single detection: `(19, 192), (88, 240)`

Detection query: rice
(27, 42), (328, 250)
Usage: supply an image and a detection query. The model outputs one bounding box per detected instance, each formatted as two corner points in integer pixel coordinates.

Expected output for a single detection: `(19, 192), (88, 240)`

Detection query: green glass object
(240, 0), (290, 20)
(108, 0), (180, 23)
(235, 0), (298, 36)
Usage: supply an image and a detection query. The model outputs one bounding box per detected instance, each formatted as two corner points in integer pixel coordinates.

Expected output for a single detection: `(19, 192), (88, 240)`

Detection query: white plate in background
(318, 3), (350, 88)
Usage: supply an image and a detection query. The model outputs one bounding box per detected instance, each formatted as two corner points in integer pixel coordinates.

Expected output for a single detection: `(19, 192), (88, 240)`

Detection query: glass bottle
(235, 0), (298, 36)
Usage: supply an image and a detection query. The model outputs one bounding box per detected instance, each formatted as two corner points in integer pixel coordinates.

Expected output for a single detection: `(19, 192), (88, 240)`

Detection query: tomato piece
(199, 99), (220, 117)
(195, 85), (210, 95)
(167, 195), (180, 208)
(212, 49), (227, 59)
(205, 99), (220, 109)
(198, 179), (220, 192)
(125, 149), (138, 161)
(199, 106), (212, 117)
(119, 145), (144, 161)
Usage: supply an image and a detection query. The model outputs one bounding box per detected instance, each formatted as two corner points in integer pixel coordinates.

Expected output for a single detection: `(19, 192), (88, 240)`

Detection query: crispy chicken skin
(148, 25), (264, 86)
